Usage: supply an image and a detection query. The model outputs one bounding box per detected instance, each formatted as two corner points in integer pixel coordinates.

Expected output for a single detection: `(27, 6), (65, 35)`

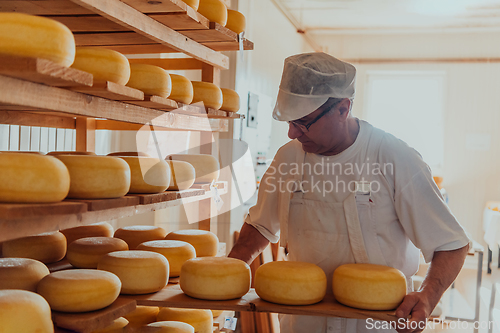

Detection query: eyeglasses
(287, 100), (341, 133)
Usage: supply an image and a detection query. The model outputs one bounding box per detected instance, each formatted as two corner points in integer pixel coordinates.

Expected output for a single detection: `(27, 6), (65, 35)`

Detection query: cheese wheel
(47, 151), (96, 156)
(118, 157), (170, 194)
(0, 12), (75, 67)
(123, 305), (159, 327)
(137, 240), (196, 277)
(107, 151), (151, 157)
(66, 237), (129, 269)
(114, 225), (167, 250)
(91, 317), (129, 333)
(332, 264), (407, 310)
(180, 257), (251, 300)
(97, 250), (169, 294)
(255, 261), (327, 305)
(127, 63), (172, 98)
(147, 321), (195, 333)
(0, 258), (49, 291)
(157, 308), (212, 333)
(191, 81), (223, 110)
(226, 10), (246, 34)
(0, 153), (70, 203)
(0, 289), (54, 333)
(2, 231), (67, 264)
(181, 0), (199, 10)
(55, 155), (131, 199)
(166, 160), (196, 191)
(166, 154), (219, 184)
(60, 222), (114, 247)
(71, 47), (131, 85)
(169, 74), (194, 104)
(37, 269), (121, 312)
(198, 0), (228, 26)
(165, 230), (218, 257)
(220, 88), (240, 112)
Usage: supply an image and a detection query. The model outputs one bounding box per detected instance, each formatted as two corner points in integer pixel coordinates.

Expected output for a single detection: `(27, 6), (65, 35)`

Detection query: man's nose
(288, 123), (303, 139)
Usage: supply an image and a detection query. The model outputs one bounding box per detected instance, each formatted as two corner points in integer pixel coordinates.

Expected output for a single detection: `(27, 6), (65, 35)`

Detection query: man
(228, 52), (470, 333)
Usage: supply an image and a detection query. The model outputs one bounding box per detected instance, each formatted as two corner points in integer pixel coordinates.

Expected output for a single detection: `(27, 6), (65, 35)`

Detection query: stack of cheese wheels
(37, 269), (121, 312)
(114, 225), (167, 250)
(165, 229), (218, 257)
(166, 160), (196, 191)
(98, 250), (169, 294)
(0, 258), (49, 291)
(60, 222), (114, 248)
(157, 308), (213, 333)
(123, 306), (160, 328)
(191, 81), (223, 110)
(0, 153), (70, 203)
(70, 47), (131, 85)
(55, 155), (131, 199)
(0, 13), (75, 67)
(220, 88), (240, 113)
(197, 0), (227, 26)
(147, 321), (194, 333)
(66, 237), (129, 269)
(169, 74), (194, 104)
(226, 10), (246, 34)
(118, 157), (171, 194)
(166, 154), (220, 184)
(181, 0), (199, 10)
(127, 63), (172, 98)
(108, 151), (151, 157)
(255, 261), (327, 305)
(47, 151), (96, 156)
(137, 240), (196, 277)
(2, 231), (67, 264)
(180, 257), (251, 300)
(332, 263), (407, 310)
(91, 317), (129, 333)
(0, 290), (54, 333)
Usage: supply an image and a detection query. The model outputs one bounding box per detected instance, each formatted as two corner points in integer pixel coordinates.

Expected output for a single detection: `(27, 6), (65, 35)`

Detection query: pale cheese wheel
(0, 13), (75, 67)
(3, 231), (67, 264)
(137, 240), (196, 277)
(107, 151), (151, 157)
(60, 222), (114, 247)
(71, 47), (131, 85)
(98, 250), (169, 294)
(332, 263), (407, 310)
(0, 289), (54, 333)
(123, 305), (159, 327)
(166, 154), (219, 184)
(166, 160), (196, 191)
(198, 0), (228, 26)
(55, 155), (131, 199)
(181, 0), (199, 10)
(91, 317), (129, 333)
(119, 157), (171, 194)
(169, 74), (194, 104)
(157, 308), (212, 333)
(114, 225), (167, 250)
(37, 269), (121, 312)
(127, 63), (172, 98)
(220, 88), (240, 112)
(180, 257), (250, 300)
(226, 10), (246, 34)
(0, 153), (70, 203)
(255, 261), (327, 305)
(0, 258), (49, 291)
(47, 151), (96, 156)
(165, 229), (218, 257)
(191, 81), (223, 110)
(147, 321), (195, 333)
(66, 237), (129, 269)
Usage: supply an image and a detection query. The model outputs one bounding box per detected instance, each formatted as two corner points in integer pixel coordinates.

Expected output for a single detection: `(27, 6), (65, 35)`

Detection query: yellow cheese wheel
(55, 155), (131, 199)
(169, 74), (194, 104)
(107, 151), (151, 157)
(147, 321), (195, 333)
(3, 231), (67, 264)
(118, 157), (171, 194)
(166, 160), (196, 191)
(181, 0), (199, 10)
(198, 0), (228, 26)
(91, 317), (129, 333)
(220, 88), (240, 112)
(166, 154), (219, 184)
(0, 289), (54, 333)
(157, 308), (212, 333)
(137, 240), (196, 277)
(114, 225), (167, 250)
(165, 230), (218, 257)
(98, 250), (169, 294)
(332, 263), (407, 310)
(47, 151), (96, 156)
(123, 305), (159, 327)
(180, 257), (251, 300)
(127, 63), (172, 98)
(60, 222), (114, 247)
(0, 153), (70, 203)
(226, 10), (246, 34)
(0, 258), (49, 291)
(66, 237), (129, 269)
(71, 47), (130, 85)
(0, 13), (75, 67)
(191, 81), (223, 109)
(255, 261), (327, 305)
(37, 269), (121, 312)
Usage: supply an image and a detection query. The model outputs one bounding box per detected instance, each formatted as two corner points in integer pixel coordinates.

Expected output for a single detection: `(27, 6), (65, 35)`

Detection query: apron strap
(344, 192), (370, 264)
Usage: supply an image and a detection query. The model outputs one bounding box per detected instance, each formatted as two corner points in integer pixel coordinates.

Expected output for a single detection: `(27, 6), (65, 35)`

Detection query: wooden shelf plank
(67, 196), (141, 212)
(126, 95), (178, 111)
(0, 111), (76, 129)
(202, 38), (254, 52)
(119, 0), (188, 13)
(150, 10), (209, 31)
(0, 201), (87, 221)
(100, 44), (177, 54)
(176, 103), (227, 118)
(226, 112), (244, 119)
(128, 58), (204, 70)
(74, 32), (156, 46)
(180, 22), (237, 43)
(71, 81), (145, 101)
(46, 15), (129, 32)
(0, 1), (94, 15)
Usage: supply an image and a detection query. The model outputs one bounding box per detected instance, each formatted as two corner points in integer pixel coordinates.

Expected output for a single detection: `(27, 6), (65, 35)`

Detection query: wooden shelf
(71, 81), (145, 101)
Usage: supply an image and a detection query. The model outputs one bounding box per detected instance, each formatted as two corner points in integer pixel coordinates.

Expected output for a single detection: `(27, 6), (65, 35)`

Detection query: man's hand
(394, 289), (441, 333)
(228, 222), (270, 265)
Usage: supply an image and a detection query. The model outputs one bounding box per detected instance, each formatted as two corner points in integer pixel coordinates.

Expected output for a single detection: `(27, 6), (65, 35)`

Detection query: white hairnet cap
(273, 52), (356, 121)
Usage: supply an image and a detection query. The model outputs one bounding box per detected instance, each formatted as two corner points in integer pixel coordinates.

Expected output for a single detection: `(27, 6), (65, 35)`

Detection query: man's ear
(338, 98), (351, 119)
